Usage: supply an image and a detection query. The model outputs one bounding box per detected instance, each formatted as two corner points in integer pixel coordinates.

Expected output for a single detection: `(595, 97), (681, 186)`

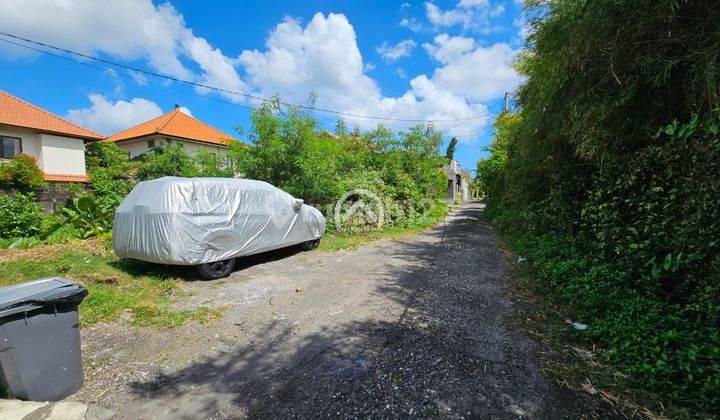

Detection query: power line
(0, 35), (260, 113)
(0, 30), (488, 124)
(438, 97), (503, 136)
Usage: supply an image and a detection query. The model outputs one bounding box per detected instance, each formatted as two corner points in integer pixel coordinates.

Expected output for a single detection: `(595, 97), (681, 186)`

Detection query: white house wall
(116, 135), (228, 160)
(39, 133), (86, 176)
(119, 137), (158, 159)
(0, 125), (43, 167)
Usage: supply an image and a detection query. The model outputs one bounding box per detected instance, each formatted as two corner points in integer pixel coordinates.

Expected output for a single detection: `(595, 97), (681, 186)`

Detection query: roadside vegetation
(0, 100), (449, 325)
(477, 0), (719, 415)
(0, 238), (221, 326)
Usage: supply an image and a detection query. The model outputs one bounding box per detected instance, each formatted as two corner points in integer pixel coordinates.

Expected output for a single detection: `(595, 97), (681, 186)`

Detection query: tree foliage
(478, 0), (720, 412)
(444, 137), (457, 161)
(229, 101), (447, 230)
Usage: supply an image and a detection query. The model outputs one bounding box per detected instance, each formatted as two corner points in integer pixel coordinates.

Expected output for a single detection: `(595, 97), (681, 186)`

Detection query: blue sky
(0, 0), (525, 171)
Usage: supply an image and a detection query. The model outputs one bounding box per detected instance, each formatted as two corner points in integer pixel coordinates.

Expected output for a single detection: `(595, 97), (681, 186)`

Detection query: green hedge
(478, 0), (720, 413)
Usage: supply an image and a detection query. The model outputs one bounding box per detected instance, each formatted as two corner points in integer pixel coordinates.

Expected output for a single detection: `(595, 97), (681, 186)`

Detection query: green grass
(319, 225), (436, 251)
(0, 239), (220, 326)
(319, 205), (449, 252)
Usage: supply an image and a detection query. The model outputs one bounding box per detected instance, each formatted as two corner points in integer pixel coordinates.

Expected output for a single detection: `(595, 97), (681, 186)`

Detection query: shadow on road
(126, 202), (594, 418)
(111, 245), (304, 281)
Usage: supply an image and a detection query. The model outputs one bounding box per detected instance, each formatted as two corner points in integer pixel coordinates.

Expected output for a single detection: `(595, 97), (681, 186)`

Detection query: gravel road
(72, 201), (597, 419)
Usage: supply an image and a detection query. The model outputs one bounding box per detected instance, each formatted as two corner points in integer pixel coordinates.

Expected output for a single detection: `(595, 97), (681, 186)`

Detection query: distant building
(445, 159), (470, 203)
(0, 89), (103, 182)
(106, 105), (234, 159)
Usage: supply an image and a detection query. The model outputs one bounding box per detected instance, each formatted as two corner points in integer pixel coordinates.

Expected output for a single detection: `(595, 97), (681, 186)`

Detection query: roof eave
(0, 122), (103, 141)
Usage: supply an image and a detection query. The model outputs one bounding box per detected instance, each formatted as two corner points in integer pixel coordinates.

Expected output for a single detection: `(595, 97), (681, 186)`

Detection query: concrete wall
(39, 133), (87, 176)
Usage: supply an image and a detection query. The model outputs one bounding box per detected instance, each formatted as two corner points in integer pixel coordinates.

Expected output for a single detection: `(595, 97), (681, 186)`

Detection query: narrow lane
(75, 202), (594, 418)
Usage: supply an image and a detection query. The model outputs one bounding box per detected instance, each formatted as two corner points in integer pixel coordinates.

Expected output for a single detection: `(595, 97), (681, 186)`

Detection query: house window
(1, 136), (22, 159)
(147, 139), (156, 149)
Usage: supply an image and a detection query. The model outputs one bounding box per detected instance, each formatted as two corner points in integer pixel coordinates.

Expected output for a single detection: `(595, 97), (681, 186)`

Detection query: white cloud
(424, 0), (505, 33)
(65, 94), (163, 135)
(429, 42), (521, 102)
(238, 14), (379, 112)
(458, 0), (489, 7)
(237, 12), (501, 139)
(395, 68), (408, 79)
(0, 0), (248, 101)
(490, 3), (506, 17)
(376, 39), (417, 62)
(423, 34), (476, 64)
(514, 14), (531, 43)
(1, 4), (519, 144)
(399, 17), (423, 32)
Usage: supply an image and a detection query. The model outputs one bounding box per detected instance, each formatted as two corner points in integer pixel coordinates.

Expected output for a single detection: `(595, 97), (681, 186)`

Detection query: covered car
(113, 177), (326, 279)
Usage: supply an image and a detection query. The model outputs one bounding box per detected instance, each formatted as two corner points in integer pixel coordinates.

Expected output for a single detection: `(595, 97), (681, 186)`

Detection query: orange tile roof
(44, 173), (89, 183)
(0, 90), (103, 140)
(106, 106), (234, 146)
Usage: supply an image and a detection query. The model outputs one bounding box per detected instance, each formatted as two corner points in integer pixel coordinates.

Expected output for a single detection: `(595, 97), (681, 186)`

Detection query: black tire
(301, 238), (320, 251)
(196, 258), (236, 280)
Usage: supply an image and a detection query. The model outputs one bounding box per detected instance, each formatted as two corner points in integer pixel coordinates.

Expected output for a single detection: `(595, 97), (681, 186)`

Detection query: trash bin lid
(0, 278), (88, 318)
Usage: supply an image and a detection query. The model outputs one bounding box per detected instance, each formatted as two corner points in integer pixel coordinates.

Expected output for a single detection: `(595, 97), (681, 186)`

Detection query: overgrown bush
(228, 101), (447, 232)
(136, 143), (200, 180)
(0, 154), (46, 191)
(61, 196), (115, 238)
(0, 192), (45, 238)
(195, 150), (234, 178)
(477, 0), (720, 413)
(86, 141), (135, 212)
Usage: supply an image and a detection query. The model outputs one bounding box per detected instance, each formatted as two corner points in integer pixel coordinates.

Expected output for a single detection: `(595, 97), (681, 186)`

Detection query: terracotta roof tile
(106, 107), (234, 146)
(0, 90), (103, 140)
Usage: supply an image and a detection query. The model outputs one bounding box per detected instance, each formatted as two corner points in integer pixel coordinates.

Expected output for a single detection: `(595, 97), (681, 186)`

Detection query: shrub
(477, 0), (720, 412)
(86, 141), (133, 178)
(136, 143), (199, 180)
(228, 102), (447, 232)
(195, 150), (234, 178)
(0, 154), (46, 191)
(0, 192), (45, 238)
(61, 195), (115, 238)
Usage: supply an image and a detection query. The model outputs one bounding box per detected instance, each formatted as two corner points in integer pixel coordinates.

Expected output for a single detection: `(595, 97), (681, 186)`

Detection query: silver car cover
(113, 177), (326, 265)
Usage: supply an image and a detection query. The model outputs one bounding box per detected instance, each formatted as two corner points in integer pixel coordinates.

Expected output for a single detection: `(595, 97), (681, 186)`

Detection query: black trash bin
(0, 278), (88, 401)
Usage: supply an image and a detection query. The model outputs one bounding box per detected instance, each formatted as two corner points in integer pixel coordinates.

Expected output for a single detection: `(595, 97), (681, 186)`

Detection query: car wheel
(301, 239), (320, 251)
(196, 258), (236, 280)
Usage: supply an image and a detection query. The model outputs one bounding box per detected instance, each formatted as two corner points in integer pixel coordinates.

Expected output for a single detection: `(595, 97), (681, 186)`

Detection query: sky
(0, 0), (526, 171)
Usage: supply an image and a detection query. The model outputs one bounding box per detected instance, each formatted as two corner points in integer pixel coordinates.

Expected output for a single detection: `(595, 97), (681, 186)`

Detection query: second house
(106, 105), (234, 159)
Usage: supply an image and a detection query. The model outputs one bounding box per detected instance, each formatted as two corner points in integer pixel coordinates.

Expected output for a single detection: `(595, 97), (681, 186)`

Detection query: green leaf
(663, 253), (673, 271)
(76, 196), (97, 213)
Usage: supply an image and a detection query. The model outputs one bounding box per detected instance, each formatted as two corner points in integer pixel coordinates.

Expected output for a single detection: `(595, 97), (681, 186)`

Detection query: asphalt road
(73, 201), (594, 419)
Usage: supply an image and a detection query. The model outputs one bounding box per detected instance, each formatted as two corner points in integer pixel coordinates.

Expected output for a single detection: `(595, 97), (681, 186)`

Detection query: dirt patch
(69, 202), (608, 418)
(0, 238), (109, 263)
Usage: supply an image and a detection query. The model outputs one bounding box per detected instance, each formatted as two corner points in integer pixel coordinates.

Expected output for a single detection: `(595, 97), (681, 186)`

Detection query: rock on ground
(70, 201), (604, 418)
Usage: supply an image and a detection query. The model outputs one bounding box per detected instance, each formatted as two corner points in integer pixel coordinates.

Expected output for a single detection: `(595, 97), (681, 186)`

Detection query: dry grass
(0, 238), (219, 327)
(0, 237), (109, 263)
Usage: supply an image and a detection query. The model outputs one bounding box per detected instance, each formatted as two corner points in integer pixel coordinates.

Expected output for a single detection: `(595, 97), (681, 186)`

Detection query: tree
(444, 137), (458, 161)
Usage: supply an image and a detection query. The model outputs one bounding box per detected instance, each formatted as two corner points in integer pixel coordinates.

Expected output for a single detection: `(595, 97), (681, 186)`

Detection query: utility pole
(503, 91), (509, 112)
